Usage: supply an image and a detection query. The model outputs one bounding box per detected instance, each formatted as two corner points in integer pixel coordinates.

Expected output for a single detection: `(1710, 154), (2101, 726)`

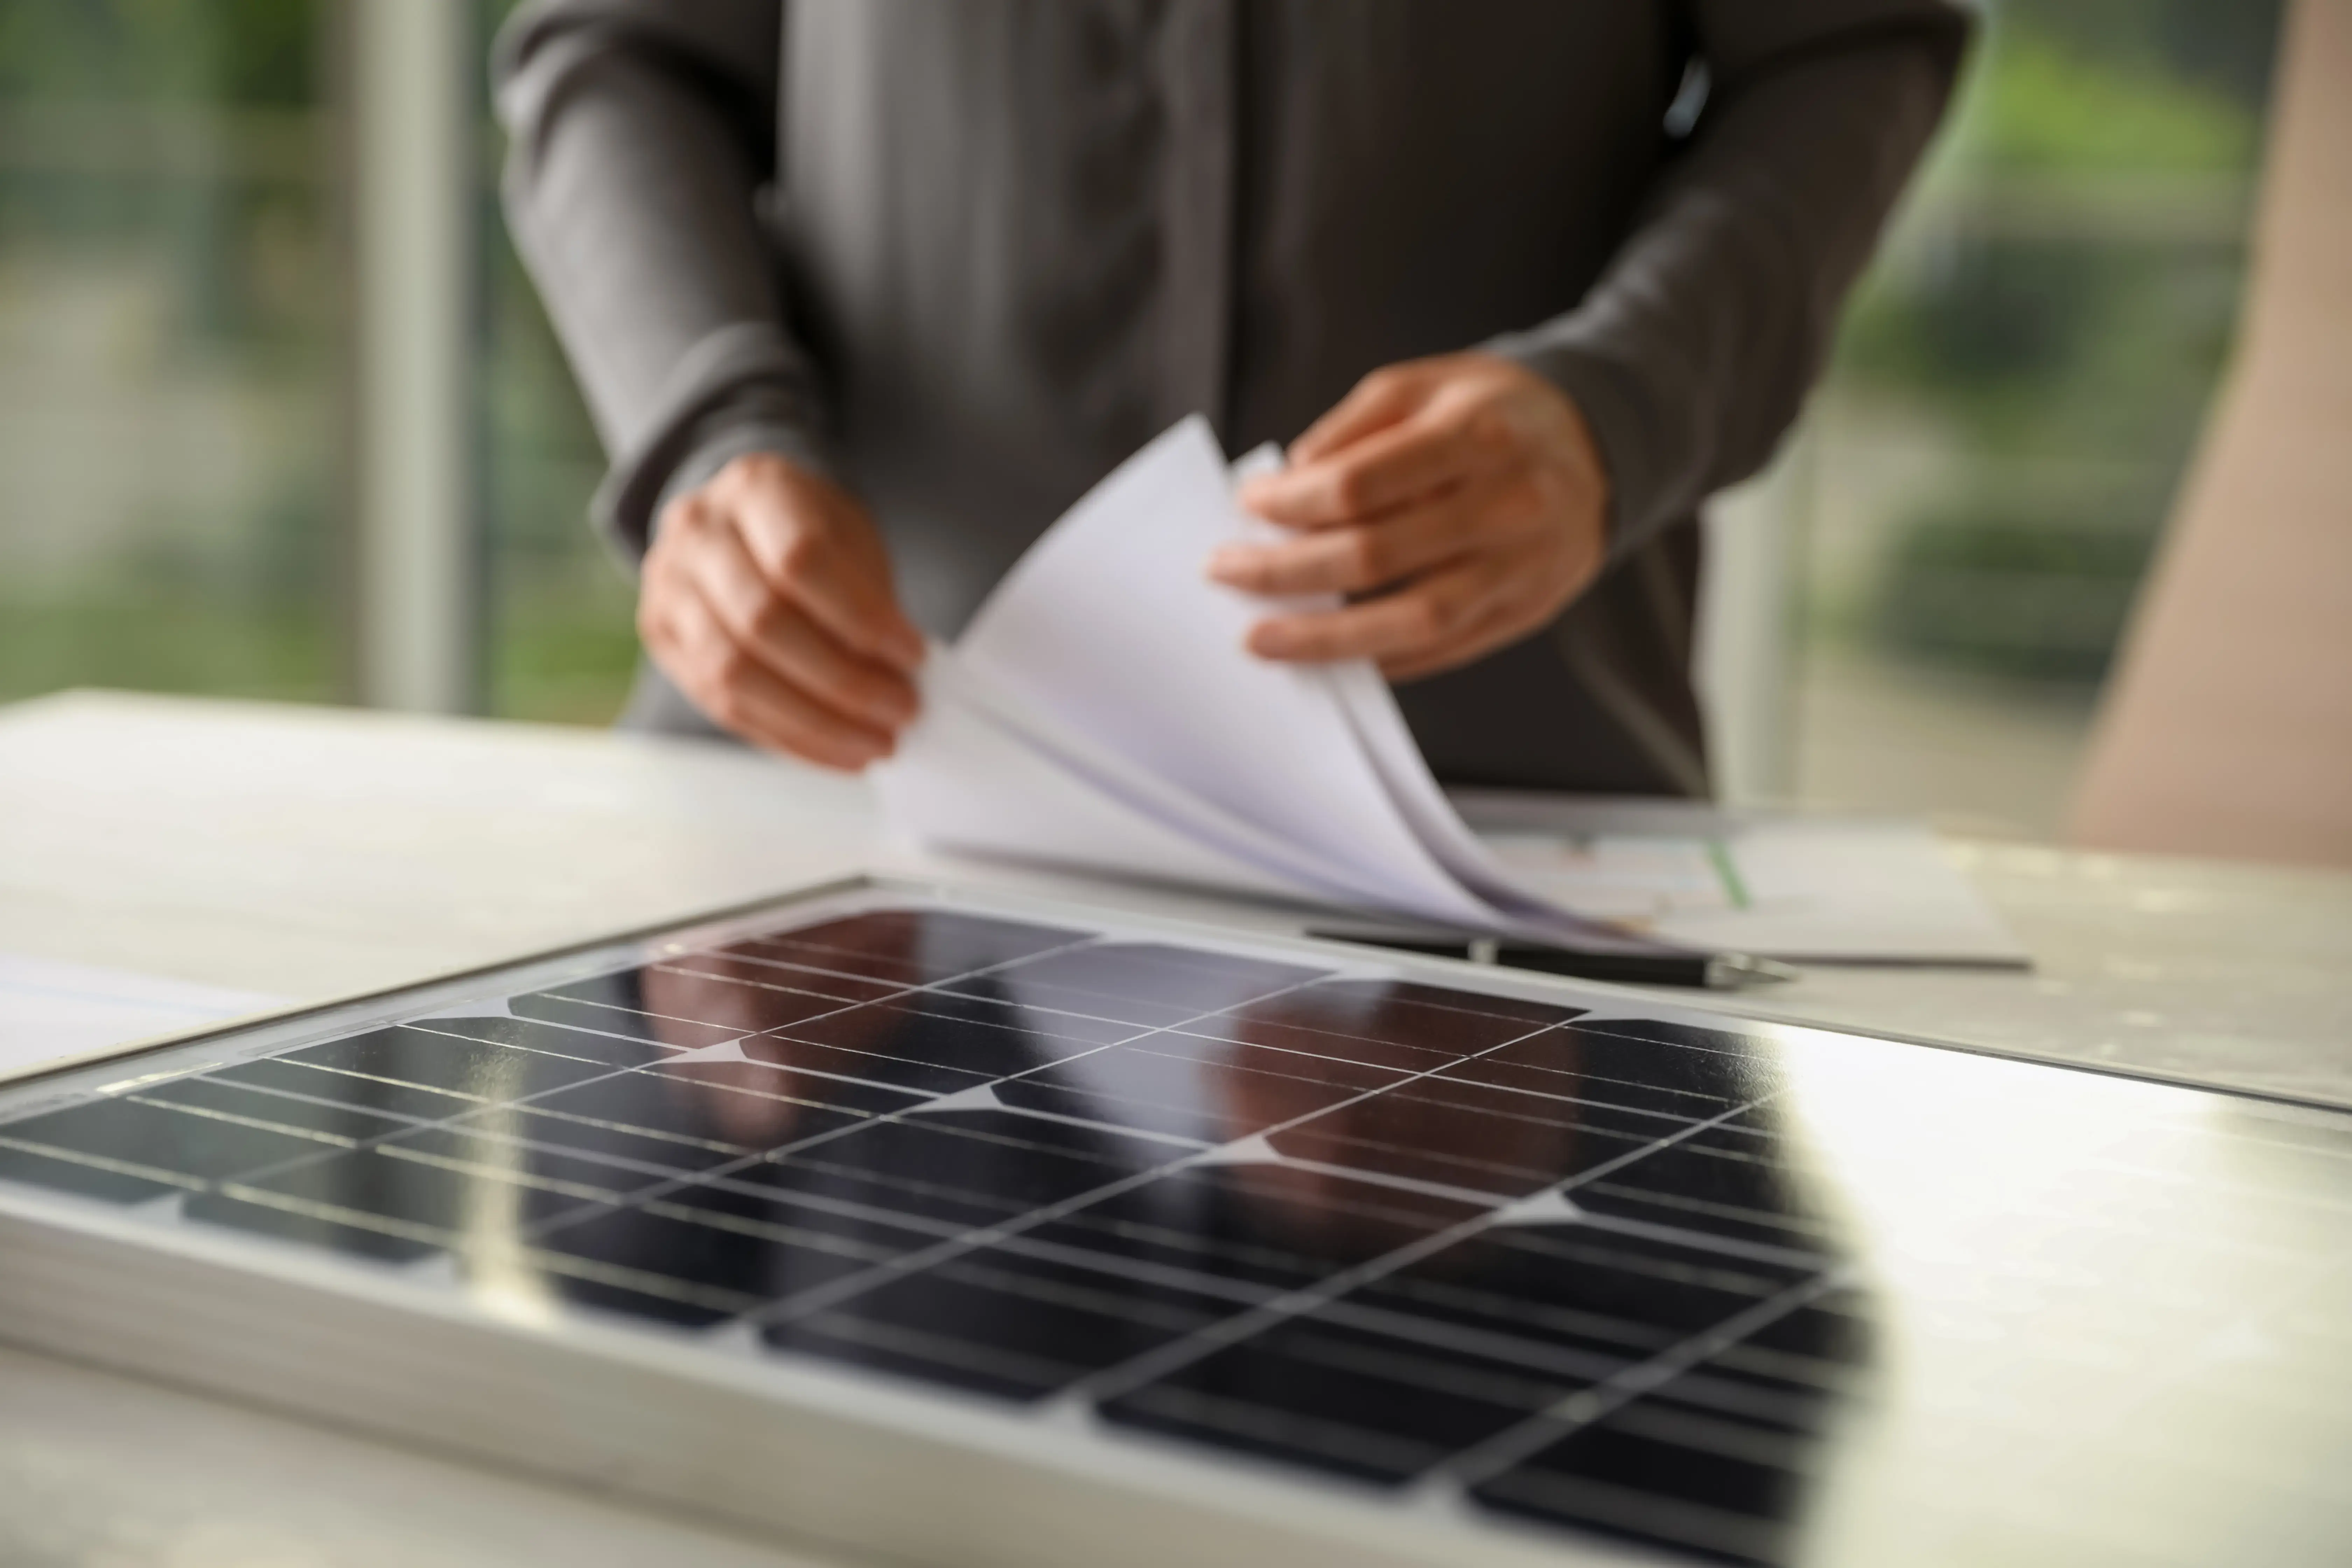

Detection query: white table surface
(5, 689), (2348, 1567)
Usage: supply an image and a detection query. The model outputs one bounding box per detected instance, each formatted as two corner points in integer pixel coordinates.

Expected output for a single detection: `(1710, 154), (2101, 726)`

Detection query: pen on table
(1306, 927), (1798, 990)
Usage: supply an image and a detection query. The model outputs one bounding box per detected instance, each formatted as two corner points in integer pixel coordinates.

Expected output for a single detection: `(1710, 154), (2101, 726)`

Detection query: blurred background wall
(0, 0), (2290, 842)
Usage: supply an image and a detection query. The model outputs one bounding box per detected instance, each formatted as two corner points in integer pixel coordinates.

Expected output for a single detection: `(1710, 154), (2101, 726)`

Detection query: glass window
(476, 0), (632, 726)
(1786, 0), (2285, 836)
(0, 0), (341, 706)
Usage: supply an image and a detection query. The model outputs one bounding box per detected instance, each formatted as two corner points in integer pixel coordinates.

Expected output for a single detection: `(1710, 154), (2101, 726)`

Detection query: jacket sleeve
(495, 0), (824, 562)
(1489, 0), (1972, 562)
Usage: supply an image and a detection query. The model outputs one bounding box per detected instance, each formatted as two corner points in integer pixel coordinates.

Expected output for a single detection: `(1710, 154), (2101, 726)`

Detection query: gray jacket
(497, 0), (1965, 794)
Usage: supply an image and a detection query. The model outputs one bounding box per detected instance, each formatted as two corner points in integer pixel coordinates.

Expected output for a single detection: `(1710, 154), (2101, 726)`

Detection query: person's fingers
(1245, 554), (1516, 665)
(673, 516), (919, 731)
(1283, 365), (1428, 467)
(728, 477), (926, 674)
(1208, 471), (1540, 597)
(1240, 402), (1491, 528)
(642, 574), (896, 770)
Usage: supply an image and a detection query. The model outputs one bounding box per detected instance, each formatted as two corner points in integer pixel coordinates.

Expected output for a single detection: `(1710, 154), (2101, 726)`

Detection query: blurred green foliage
(1835, 0), (2280, 685)
(0, 0), (313, 105)
(0, 0), (337, 709)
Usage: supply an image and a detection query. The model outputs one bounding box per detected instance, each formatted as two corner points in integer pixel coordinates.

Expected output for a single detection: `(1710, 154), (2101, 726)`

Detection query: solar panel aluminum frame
(0, 874), (1788, 1568)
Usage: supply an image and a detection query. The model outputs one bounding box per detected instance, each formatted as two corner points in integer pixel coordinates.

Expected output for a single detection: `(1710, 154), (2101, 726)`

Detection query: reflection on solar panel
(1, 896), (2348, 1568)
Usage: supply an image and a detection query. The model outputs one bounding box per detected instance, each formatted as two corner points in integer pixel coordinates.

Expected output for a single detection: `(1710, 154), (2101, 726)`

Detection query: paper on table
(1459, 793), (2030, 965)
(875, 416), (1665, 951)
(0, 951), (285, 1080)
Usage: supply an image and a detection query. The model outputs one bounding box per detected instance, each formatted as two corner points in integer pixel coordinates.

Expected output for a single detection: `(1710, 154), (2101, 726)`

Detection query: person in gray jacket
(496, 0), (1967, 793)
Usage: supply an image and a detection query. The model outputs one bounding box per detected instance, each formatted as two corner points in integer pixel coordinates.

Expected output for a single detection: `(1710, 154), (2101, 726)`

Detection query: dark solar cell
(140, 1072), (414, 1144)
(416, 1015), (674, 1069)
(444, 1068), (867, 1172)
(938, 942), (1329, 1028)
(1308, 976), (1587, 1028)
(1260, 1081), (1620, 1198)
(1368, 1225), (1811, 1349)
(768, 1240), (1236, 1401)
(1573, 1144), (1819, 1253)
(716, 1148), (1042, 1233)
(784, 990), (1140, 1059)
(1470, 1403), (1813, 1567)
(531, 1195), (933, 1323)
(990, 1045), (1367, 1141)
(1576, 1018), (1780, 1056)
(209, 1125), (658, 1238)
(722, 909), (1085, 989)
(184, 1190), (446, 1264)
(0, 1093), (350, 1189)
(0, 1135), (188, 1204)
(653, 949), (904, 1007)
(284, 1024), (623, 1098)
(650, 1054), (926, 1120)
(1184, 982), (1559, 1071)
(508, 974), (746, 1050)
(210, 1053), (480, 1122)
(1100, 1308), (1589, 1483)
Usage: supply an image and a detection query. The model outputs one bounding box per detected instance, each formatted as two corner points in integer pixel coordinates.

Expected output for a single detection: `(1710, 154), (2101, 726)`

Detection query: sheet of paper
(875, 650), (1366, 906)
(1460, 794), (2030, 965)
(0, 951), (284, 1079)
(897, 416), (1505, 928)
(876, 415), (1734, 958)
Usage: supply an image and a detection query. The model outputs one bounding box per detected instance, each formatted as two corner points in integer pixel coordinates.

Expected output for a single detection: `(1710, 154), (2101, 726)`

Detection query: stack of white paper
(873, 416), (1666, 954)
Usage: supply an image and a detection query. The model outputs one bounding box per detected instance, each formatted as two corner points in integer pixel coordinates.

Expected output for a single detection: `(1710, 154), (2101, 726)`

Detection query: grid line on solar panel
(1061, 1086), (1779, 1410)
(507, 988), (748, 1050)
(213, 1057), (489, 1117)
(1107, 1380), (1447, 1478)
(155, 1070), (446, 1129)
(212, 1180), (459, 1254)
(1302, 1297), (1637, 1389)
(356, 956), (1373, 1317)
(1352, 1272), (1677, 1358)
(466, 1098), (771, 1160)
(1027, 1198), (1461, 1292)
(959, 1097), (1212, 1150)
(119, 1093), (366, 1149)
(1570, 1018), (1775, 1056)
(926, 1252), (1227, 1336)
(673, 1175), (978, 1244)
(401, 1018), (660, 1069)
(981, 1230), (1281, 1310)
(1560, 1209), (1835, 1272)
(372, 1141), (653, 1209)
(1423, 1063), (1755, 1129)
(728, 1002), (1574, 1340)
(650, 954), (905, 1002)
(1388, 1073), (1727, 1135)
(1469, 1455), (1788, 1568)
(170, 931), (1345, 1260)
(630, 1197), (913, 1268)
(523, 1240), (772, 1318)
(1224, 1147), (1537, 1211)
(1434, 1266), (1851, 1492)
(1264, 1318), (1583, 1412)
(793, 1309), (1087, 1391)
(0, 1133), (205, 1195)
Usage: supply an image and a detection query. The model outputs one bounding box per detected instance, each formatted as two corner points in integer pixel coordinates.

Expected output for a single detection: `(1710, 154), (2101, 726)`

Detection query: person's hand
(1212, 352), (1610, 682)
(639, 453), (925, 770)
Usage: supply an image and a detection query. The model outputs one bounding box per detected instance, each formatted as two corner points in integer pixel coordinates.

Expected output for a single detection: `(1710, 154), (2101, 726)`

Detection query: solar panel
(1, 887), (2347, 1568)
